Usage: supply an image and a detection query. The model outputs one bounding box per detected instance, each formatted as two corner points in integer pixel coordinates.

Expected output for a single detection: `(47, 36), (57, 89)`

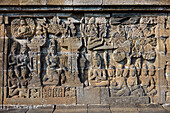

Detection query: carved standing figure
(17, 44), (30, 79)
(8, 42), (19, 77)
(17, 44), (30, 97)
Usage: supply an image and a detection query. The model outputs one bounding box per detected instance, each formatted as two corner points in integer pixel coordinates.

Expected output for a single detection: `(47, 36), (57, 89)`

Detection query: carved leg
(117, 87), (130, 96)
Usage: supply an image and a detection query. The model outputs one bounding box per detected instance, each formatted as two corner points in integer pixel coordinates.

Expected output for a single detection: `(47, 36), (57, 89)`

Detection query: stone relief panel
(3, 14), (169, 104)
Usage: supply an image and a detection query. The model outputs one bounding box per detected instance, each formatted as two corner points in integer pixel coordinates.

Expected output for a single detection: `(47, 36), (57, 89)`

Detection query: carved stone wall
(0, 0), (169, 110)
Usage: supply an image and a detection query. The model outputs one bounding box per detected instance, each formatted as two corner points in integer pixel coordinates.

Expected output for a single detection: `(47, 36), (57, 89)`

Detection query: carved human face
(142, 69), (148, 76)
(149, 65), (155, 76)
(21, 46), (27, 54)
(20, 19), (26, 26)
(116, 69), (123, 77)
(93, 52), (98, 60)
(8, 69), (13, 78)
(89, 17), (95, 24)
(11, 42), (18, 54)
(50, 47), (56, 55)
(11, 46), (17, 54)
(135, 58), (141, 75)
(135, 59), (141, 69)
(130, 68), (136, 77)
(149, 69), (155, 76)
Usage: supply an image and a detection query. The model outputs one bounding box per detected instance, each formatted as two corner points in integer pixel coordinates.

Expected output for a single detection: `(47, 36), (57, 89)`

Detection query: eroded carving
(11, 18), (35, 41)
(7, 15), (162, 104)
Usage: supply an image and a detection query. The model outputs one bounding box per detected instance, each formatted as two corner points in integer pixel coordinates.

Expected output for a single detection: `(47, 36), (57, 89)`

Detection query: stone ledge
(0, 104), (169, 113)
(0, 0), (169, 6)
(0, 6), (169, 12)
(103, 0), (170, 5)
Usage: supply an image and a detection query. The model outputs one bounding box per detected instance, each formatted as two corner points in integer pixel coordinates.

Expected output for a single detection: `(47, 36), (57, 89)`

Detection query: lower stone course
(0, 104), (169, 113)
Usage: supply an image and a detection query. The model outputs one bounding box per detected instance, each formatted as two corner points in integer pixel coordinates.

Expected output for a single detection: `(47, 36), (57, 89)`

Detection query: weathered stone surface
(103, 96), (149, 105)
(88, 104), (110, 113)
(0, 106), (29, 113)
(47, 0), (73, 5)
(20, 0), (47, 5)
(0, 0), (169, 6)
(100, 87), (110, 104)
(103, 0), (135, 5)
(1, 13), (167, 106)
(77, 87), (100, 104)
(0, 1), (169, 113)
(110, 104), (138, 113)
(103, 0), (170, 5)
(163, 104), (170, 113)
(137, 104), (168, 113)
(4, 98), (43, 105)
(73, 0), (102, 5)
(0, 0), (19, 5)
(54, 105), (87, 113)
(0, 109), (28, 113)
(43, 97), (76, 105)
(27, 106), (54, 113)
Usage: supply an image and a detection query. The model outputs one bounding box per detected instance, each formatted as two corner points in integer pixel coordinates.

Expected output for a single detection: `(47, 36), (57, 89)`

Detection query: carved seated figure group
(88, 51), (157, 97)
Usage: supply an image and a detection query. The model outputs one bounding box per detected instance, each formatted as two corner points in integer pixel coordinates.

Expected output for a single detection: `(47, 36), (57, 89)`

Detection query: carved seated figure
(88, 52), (109, 86)
(17, 19), (32, 39)
(86, 17), (98, 38)
(127, 65), (144, 96)
(43, 41), (64, 85)
(140, 64), (157, 96)
(107, 67), (116, 81)
(110, 65), (130, 97)
(88, 69), (108, 87)
(86, 17), (103, 49)
(148, 65), (157, 86)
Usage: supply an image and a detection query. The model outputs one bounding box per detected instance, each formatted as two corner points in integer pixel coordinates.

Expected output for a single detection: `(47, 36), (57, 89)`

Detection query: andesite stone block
(54, 105), (87, 113)
(47, 0), (73, 5)
(77, 87), (101, 104)
(73, 0), (102, 5)
(88, 104), (111, 113)
(0, 0), (169, 112)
